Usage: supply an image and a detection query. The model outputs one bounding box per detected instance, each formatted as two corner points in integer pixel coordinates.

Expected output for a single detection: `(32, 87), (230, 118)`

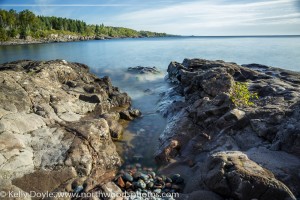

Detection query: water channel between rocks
(105, 71), (170, 169)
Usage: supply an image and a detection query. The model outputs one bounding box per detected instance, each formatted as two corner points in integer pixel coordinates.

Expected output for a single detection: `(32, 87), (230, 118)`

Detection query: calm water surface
(1, 36), (299, 167)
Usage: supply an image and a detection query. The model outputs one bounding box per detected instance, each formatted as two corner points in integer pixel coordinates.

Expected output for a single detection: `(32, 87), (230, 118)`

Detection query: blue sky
(1, 0), (300, 35)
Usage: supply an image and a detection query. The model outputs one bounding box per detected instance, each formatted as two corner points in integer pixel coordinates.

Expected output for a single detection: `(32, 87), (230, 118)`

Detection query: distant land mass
(0, 9), (172, 45)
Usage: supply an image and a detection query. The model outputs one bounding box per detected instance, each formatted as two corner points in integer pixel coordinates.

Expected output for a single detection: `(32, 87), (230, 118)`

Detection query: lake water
(1, 36), (300, 167)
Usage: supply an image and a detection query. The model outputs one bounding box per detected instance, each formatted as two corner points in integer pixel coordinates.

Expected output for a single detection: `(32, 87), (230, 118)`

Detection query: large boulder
(0, 60), (140, 198)
(204, 151), (296, 200)
(157, 58), (300, 198)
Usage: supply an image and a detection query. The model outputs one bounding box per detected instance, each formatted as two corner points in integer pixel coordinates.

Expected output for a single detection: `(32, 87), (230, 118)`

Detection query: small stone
(149, 172), (156, 178)
(126, 181), (132, 189)
(171, 174), (180, 182)
(165, 177), (172, 183)
(123, 172), (133, 182)
(132, 182), (138, 189)
(135, 163), (142, 168)
(117, 177), (125, 188)
(133, 172), (141, 180)
(140, 173), (149, 181)
(165, 183), (172, 188)
(154, 184), (163, 189)
(147, 182), (154, 188)
(137, 180), (146, 189)
(153, 189), (162, 193)
(73, 185), (83, 193)
(164, 189), (170, 193)
(156, 176), (163, 182)
(172, 184), (181, 190)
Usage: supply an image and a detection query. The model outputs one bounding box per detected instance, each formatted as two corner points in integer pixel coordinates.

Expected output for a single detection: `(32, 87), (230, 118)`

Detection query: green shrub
(230, 81), (258, 107)
(0, 28), (8, 41)
(8, 28), (18, 38)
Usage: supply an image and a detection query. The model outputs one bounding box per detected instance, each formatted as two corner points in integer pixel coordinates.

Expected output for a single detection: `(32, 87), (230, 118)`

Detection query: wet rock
(123, 172), (133, 182)
(140, 173), (149, 181)
(73, 185), (84, 193)
(120, 109), (142, 120)
(128, 66), (161, 74)
(137, 180), (146, 189)
(129, 109), (142, 118)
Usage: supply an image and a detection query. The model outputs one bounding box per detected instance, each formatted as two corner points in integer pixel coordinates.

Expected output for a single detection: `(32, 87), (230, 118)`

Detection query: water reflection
(95, 70), (168, 168)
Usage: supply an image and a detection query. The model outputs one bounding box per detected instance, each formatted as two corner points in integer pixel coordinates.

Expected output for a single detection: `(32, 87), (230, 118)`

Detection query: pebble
(133, 172), (141, 180)
(154, 184), (163, 189)
(123, 172), (133, 182)
(135, 163), (142, 168)
(153, 189), (162, 193)
(170, 174), (181, 182)
(165, 177), (172, 183)
(156, 176), (163, 182)
(140, 173), (149, 181)
(114, 163), (184, 196)
(165, 183), (172, 188)
(126, 181), (132, 189)
(147, 182), (154, 188)
(73, 185), (83, 193)
(117, 177), (125, 188)
(137, 180), (146, 189)
(171, 184), (181, 190)
(149, 172), (156, 178)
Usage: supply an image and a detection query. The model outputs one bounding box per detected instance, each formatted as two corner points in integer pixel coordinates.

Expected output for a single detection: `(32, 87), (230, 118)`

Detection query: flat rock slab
(0, 60), (140, 196)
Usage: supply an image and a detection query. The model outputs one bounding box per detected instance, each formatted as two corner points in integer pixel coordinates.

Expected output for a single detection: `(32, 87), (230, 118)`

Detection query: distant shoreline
(0, 35), (169, 46)
(1, 34), (299, 46)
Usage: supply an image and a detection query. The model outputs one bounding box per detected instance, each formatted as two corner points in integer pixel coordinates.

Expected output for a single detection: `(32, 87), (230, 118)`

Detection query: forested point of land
(0, 9), (169, 41)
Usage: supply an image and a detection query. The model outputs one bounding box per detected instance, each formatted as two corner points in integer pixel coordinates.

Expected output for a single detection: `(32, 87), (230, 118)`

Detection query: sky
(1, 0), (300, 36)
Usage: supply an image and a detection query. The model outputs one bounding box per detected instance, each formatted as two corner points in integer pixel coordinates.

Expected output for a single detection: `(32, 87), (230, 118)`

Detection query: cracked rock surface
(157, 58), (299, 200)
(0, 60), (139, 199)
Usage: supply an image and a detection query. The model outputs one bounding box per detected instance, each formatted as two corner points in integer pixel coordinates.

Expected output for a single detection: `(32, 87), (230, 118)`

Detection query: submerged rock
(127, 66), (161, 74)
(0, 60), (140, 197)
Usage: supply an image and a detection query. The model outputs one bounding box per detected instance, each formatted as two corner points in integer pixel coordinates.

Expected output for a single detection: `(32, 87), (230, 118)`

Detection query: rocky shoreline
(0, 60), (142, 199)
(0, 58), (299, 200)
(156, 58), (300, 199)
(0, 35), (150, 46)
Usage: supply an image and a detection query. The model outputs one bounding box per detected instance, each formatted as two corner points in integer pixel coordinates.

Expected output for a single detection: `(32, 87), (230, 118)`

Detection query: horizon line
(0, 4), (128, 7)
(178, 34), (300, 37)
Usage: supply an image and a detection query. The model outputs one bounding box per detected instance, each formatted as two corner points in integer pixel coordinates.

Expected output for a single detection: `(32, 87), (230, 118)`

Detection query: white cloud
(107, 0), (300, 35)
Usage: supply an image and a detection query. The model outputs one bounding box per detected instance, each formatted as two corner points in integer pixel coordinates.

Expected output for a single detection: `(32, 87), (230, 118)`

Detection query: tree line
(0, 9), (168, 41)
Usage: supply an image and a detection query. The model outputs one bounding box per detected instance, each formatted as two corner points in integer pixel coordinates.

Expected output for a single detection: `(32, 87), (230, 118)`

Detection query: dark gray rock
(204, 151), (296, 200)
(157, 58), (300, 198)
(127, 66), (161, 74)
